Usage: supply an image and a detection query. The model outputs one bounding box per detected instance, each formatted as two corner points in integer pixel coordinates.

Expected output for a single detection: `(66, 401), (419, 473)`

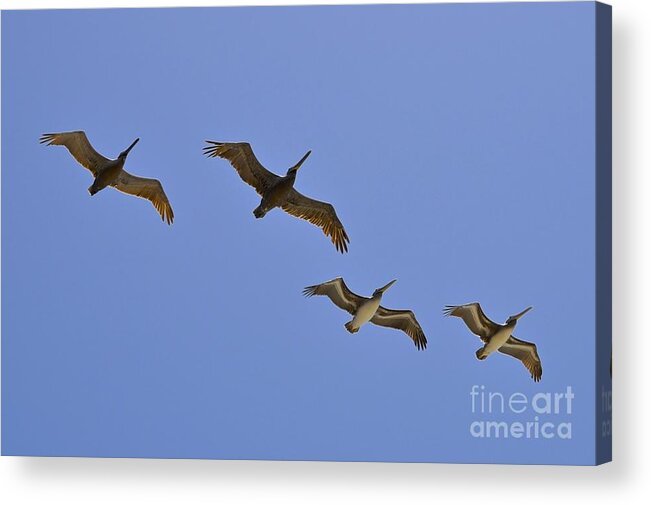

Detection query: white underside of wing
(332, 280), (353, 309)
(467, 306), (489, 335)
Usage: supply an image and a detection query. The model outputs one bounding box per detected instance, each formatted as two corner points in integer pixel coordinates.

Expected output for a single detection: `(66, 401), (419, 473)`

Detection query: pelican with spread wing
(40, 131), (174, 224)
(444, 303), (542, 382)
(303, 278), (427, 350)
(203, 141), (349, 253)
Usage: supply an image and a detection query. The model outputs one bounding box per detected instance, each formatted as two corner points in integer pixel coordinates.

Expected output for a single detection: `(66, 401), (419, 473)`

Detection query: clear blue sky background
(2, 2), (605, 464)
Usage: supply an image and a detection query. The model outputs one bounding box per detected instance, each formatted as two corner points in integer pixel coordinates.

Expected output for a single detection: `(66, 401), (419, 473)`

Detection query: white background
(0, 0), (647, 503)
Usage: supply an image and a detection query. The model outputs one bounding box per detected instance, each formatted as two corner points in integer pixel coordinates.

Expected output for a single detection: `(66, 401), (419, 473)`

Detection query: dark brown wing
(303, 277), (365, 315)
(498, 336), (543, 382)
(111, 171), (174, 225)
(371, 306), (427, 350)
(282, 189), (349, 253)
(40, 131), (110, 176)
(443, 303), (499, 342)
(203, 141), (280, 195)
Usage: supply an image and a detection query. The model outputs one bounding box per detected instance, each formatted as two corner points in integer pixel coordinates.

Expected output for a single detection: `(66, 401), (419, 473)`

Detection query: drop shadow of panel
(610, 10), (634, 481)
(15, 449), (624, 496)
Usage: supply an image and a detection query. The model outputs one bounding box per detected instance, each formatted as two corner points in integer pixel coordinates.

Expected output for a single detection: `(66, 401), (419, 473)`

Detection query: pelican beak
(124, 138), (140, 156)
(512, 306), (533, 320)
(379, 279), (397, 293)
(291, 150), (311, 171)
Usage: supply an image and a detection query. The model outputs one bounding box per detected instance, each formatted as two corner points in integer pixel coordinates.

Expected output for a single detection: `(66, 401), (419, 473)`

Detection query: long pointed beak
(291, 150), (311, 171)
(379, 279), (397, 293)
(124, 138), (140, 156)
(512, 306), (533, 320)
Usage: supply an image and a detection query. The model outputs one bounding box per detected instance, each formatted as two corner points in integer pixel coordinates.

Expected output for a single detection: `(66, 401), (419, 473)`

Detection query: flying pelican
(40, 131), (174, 224)
(203, 141), (349, 253)
(303, 278), (427, 350)
(444, 303), (542, 382)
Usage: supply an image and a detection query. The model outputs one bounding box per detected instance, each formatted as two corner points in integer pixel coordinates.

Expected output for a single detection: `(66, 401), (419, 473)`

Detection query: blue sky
(2, 2), (605, 464)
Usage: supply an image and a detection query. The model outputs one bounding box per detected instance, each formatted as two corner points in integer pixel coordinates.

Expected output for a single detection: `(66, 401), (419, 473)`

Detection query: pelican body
(444, 303), (542, 381)
(253, 150), (311, 218)
(304, 278), (427, 350)
(87, 137), (139, 195)
(204, 141), (349, 253)
(40, 131), (174, 224)
(346, 280), (396, 333)
(478, 309), (530, 359)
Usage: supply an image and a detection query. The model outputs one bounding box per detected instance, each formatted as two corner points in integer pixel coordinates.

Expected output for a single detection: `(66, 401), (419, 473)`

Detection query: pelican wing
(40, 131), (111, 176)
(498, 336), (542, 382)
(282, 189), (350, 253)
(303, 277), (364, 314)
(111, 171), (174, 225)
(371, 306), (427, 350)
(443, 303), (499, 342)
(203, 141), (280, 195)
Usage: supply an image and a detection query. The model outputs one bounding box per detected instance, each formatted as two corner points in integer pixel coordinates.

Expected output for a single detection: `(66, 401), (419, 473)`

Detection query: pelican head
(373, 279), (397, 297)
(287, 150), (311, 175)
(119, 138), (140, 159)
(506, 306), (532, 325)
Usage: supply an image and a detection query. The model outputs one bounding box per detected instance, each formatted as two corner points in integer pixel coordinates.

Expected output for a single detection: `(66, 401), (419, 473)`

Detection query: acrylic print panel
(1, 2), (611, 465)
